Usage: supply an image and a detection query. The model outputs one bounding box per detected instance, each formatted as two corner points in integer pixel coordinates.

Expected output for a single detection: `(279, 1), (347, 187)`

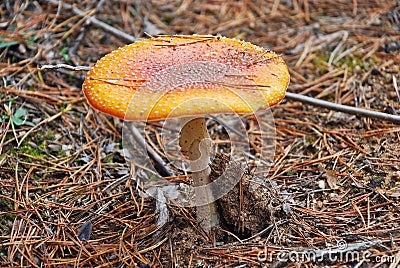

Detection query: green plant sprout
(0, 99), (35, 143)
(1, 107), (35, 127)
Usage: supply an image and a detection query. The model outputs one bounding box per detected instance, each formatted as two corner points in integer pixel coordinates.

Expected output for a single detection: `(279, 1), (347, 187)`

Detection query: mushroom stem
(179, 117), (219, 233)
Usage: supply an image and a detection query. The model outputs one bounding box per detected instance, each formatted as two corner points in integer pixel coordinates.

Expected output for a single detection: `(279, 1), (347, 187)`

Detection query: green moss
(284, 168), (296, 176)
(15, 130), (62, 160)
(58, 149), (68, 158)
(18, 139), (47, 160)
(34, 179), (42, 187)
(312, 50), (378, 75)
(103, 153), (115, 163)
(162, 14), (174, 24)
(60, 47), (70, 62)
(0, 194), (13, 211)
(312, 51), (330, 75)
(45, 129), (55, 141)
(305, 135), (317, 145)
(352, 187), (360, 194)
(336, 52), (376, 73)
(311, 117), (319, 124)
(35, 132), (44, 144)
(5, 213), (15, 221)
(0, 154), (6, 163)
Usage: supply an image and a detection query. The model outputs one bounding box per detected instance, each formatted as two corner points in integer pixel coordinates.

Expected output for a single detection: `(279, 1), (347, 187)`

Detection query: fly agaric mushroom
(82, 35), (289, 233)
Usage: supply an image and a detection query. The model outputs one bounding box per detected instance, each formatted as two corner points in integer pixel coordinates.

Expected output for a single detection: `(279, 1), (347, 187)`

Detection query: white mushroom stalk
(179, 117), (219, 232)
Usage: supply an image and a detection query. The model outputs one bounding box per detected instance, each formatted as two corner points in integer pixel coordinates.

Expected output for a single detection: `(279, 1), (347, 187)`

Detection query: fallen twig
(286, 92), (400, 124)
(394, 75), (400, 103)
(124, 123), (174, 177)
(39, 64), (92, 71)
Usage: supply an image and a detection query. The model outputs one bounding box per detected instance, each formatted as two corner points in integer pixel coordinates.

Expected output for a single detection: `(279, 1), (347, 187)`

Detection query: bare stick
(125, 123), (174, 177)
(39, 64), (92, 71)
(286, 92), (400, 124)
(393, 75), (400, 103)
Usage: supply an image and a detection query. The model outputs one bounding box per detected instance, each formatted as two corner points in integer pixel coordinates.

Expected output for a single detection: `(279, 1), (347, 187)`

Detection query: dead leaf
(325, 170), (338, 189)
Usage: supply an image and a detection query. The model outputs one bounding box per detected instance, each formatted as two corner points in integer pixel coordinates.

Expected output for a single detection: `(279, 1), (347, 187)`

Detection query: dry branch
(286, 92), (400, 124)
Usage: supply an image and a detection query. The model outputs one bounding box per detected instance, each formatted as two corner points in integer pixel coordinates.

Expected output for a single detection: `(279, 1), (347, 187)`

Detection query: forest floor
(1, 1), (400, 267)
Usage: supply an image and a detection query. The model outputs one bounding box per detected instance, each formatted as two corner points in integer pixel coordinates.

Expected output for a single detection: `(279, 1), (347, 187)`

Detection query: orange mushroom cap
(82, 35), (289, 121)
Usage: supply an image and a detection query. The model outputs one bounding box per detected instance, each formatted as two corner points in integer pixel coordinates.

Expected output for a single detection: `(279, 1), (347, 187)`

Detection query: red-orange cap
(82, 35), (289, 121)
